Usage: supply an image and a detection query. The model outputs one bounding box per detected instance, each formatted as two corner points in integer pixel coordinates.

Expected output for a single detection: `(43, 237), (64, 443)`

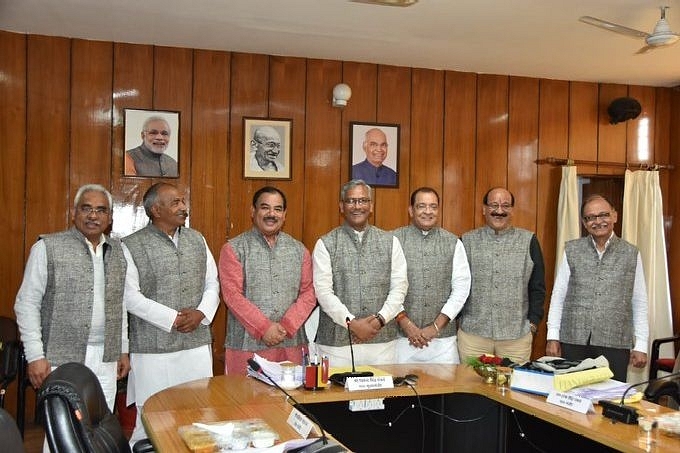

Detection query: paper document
(247, 354), (304, 386)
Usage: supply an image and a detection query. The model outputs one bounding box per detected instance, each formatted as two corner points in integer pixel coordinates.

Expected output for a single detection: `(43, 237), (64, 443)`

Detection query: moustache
(178, 210), (189, 217)
(264, 216), (279, 222)
(491, 212), (508, 218)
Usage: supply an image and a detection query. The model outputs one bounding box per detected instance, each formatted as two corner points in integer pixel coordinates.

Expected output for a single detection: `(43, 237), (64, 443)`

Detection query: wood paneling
(25, 35), (71, 248)
(191, 49), (231, 373)
(598, 84), (628, 174)
(375, 65), (411, 231)
(70, 39), (113, 190)
(627, 86), (656, 165)
(443, 71), (477, 235)
(302, 59), (342, 249)
(508, 76), (539, 232)
(0, 31), (27, 319)
(1, 31), (679, 385)
(474, 74), (509, 227)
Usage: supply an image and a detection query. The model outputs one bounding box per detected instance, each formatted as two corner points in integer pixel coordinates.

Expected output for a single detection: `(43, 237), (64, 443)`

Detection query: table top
(142, 364), (680, 452)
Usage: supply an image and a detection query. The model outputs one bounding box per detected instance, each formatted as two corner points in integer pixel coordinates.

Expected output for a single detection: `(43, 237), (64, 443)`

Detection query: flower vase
(474, 365), (497, 384)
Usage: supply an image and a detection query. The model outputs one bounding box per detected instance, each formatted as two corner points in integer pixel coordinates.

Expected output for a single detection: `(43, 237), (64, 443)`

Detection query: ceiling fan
(579, 6), (680, 54)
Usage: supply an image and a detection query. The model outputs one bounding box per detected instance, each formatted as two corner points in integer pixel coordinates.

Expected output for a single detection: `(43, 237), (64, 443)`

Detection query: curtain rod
(535, 157), (674, 171)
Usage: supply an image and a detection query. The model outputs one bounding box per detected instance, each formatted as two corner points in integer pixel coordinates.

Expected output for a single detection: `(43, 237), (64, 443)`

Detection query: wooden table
(142, 364), (680, 452)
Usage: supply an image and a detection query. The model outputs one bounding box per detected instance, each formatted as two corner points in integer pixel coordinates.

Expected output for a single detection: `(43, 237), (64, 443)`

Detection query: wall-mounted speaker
(607, 97), (641, 125)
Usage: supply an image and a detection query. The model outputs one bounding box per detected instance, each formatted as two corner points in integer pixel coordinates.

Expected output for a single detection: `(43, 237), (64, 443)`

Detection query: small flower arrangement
(465, 354), (512, 383)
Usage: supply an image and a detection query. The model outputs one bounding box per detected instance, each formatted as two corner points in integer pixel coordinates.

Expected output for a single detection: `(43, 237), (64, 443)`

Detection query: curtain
(622, 169), (673, 382)
(555, 165), (581, 270)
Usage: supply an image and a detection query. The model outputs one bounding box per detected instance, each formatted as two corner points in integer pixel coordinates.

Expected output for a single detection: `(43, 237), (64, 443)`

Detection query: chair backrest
(0, 407), (25, 453)
(0, 316), (21, 406)
(38, 362), (131, 453)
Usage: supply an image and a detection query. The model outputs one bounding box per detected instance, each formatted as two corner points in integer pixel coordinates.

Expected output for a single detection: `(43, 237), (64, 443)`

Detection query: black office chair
(38, 362), (153, 453)
(0, 407), (24, 453)
(648, 333), (680, 380)
(644, 377), (680, 410)
(0, 316), (21, 408)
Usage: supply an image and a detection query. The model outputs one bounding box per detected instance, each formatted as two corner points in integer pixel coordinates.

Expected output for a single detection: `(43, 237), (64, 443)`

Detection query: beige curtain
(555, 165), (581, 270)
(622, 169), (673, 382)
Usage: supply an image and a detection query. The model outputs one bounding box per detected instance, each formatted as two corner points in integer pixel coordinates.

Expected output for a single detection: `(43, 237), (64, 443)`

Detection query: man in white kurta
(123, 183), (220, 445)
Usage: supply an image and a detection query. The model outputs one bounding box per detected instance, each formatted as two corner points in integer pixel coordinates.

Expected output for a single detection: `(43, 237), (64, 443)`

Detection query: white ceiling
(2, 0), (680, 87)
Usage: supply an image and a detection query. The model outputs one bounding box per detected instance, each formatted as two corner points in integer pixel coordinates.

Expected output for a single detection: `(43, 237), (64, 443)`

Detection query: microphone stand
(599, 370), (680, 424)
(247, 358), (329, 445)
(328, 318), (374, 386)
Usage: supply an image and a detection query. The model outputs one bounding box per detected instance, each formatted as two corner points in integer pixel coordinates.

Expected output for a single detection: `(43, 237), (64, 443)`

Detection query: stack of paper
(564, 379), (639, 404)
(247, 354), (304, 387)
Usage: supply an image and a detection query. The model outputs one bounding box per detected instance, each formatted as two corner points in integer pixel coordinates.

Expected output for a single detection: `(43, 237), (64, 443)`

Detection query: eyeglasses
(486, 203), (513, 211)
(414, 203), (438, 211)
(78, 206), (110, 216)
(344, 198), (371, 206)
(253, 139), (281, 150)
(583, 212), (611, 223)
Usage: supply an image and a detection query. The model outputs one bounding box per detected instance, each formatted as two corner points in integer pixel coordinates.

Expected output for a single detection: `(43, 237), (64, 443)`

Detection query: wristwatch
(530, 323), (538, 334)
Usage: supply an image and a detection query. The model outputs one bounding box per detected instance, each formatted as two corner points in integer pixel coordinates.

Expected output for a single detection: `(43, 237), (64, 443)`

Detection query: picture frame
(123, 109), (180, 178)
(243, 117), (292, 180)
(350, 121), (400, 188)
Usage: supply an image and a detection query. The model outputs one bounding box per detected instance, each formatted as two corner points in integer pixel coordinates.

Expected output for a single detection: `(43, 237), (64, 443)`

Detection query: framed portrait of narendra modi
(124, 109), (180, 178)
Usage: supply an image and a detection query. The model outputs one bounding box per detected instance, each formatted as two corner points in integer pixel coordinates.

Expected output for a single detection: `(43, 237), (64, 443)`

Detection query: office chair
(0, 407), (25, 453)
(38, 362), (153, 453)
(644, 377), (680, 410)
(648, 333), (680, 380)
(0, 316), (21, 408)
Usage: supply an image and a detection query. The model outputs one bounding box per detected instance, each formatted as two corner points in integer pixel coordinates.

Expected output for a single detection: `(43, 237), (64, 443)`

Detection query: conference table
(142, 363), (680, 452)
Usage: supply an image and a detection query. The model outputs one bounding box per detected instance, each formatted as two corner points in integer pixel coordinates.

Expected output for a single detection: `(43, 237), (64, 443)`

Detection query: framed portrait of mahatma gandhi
(123, 109), (180, 178)
(350, 122), (399, 188)
(243, 117), (292, 180)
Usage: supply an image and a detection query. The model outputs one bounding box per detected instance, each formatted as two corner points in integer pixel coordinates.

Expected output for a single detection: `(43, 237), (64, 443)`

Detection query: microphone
(328, 317), (374, 386)
(599, 370), (680, 424)
(247, 358), (331, 447)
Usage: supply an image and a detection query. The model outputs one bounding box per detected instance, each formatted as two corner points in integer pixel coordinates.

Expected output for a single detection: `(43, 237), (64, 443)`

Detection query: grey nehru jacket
(123, 224), (211, 353)
(40, 228), (126, 365)
(316, 224), (398, 346)
(560, 236), (637, 349)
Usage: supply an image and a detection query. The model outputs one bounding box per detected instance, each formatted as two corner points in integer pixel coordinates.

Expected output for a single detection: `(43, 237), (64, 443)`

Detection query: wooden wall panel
(153, 46), (193, 189)
(409, 69), (444, 195)
(70, 39), (113, 191)
(25, 35), (71, 250)
(0, 31), (27, 321)
(302, 59), (343, 249)
(669, 92), (680, 331)
(191, 49), (231, 374)
(568, 82), (598, 175)
(627, 85), (656, 165)
(598, 84), (628, 174)
(443, 71), (476, 235)
(375, 65), (411, 231)
(474, 74), (509, 226)
(111, 43), (154, 230)
(535, 79), (569, 354)
(508, 76), (539, 232)
(228, 53), (270, 239)
(342, 61), (377, 187)
(268, 56), (307, 242)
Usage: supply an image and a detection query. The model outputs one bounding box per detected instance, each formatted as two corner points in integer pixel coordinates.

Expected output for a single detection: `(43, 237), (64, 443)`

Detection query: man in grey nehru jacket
(218, 186), (316, 375)
(122, 182), (220, 445)
(393, 187), (471, 364)
(15, 184), (129, 408)
(312, 179), (408, 366)
(458, 187), (546, 364)
(547, 194), (648, 381)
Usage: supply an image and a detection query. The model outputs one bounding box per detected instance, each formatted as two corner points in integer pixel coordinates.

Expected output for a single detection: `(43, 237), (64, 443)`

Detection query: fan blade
(635, 45), (653, 54)
(579, 16), (649, 38)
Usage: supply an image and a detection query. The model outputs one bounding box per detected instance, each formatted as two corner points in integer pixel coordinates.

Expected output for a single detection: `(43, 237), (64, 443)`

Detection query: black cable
(420, 404), (489, 424)
(510, 408), (548, 453)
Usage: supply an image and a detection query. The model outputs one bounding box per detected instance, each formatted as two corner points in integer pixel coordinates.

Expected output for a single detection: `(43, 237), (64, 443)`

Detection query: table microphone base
(599, 400), (639, 424)
(329, 371), (374, 386)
